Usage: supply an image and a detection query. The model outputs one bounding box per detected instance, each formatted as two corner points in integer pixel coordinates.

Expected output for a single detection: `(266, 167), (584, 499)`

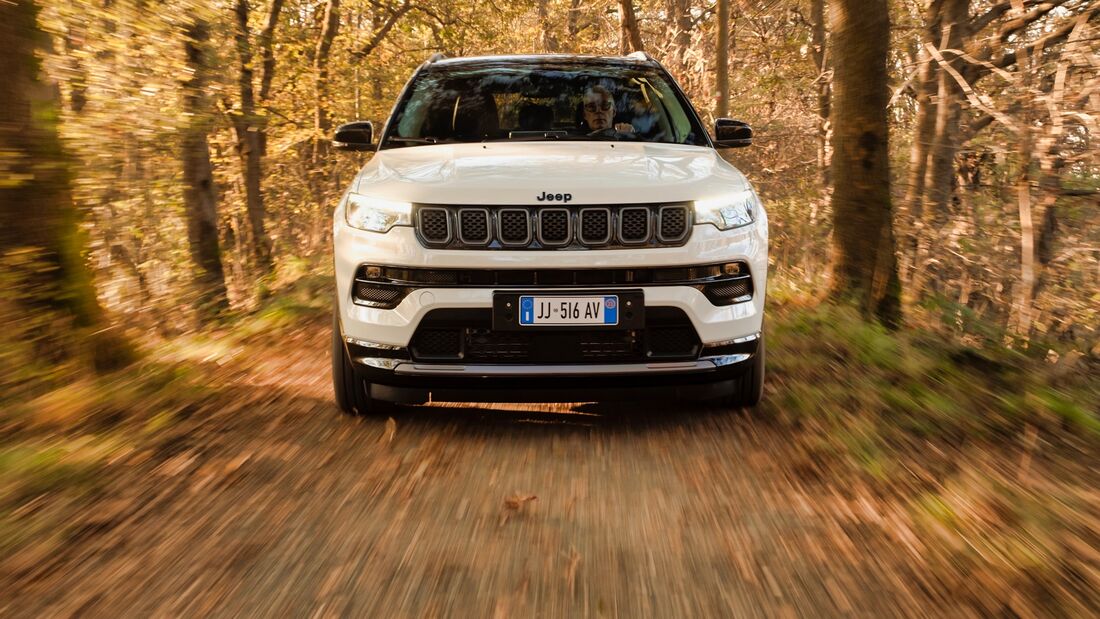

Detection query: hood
(352, 142), (749, 205)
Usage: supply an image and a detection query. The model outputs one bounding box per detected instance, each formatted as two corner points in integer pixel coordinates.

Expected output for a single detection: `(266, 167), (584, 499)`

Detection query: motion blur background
(1, 0), (1098, 616)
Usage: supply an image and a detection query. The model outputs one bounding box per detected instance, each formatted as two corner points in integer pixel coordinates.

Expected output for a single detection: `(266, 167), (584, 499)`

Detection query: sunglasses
(584, 101), (613, 113)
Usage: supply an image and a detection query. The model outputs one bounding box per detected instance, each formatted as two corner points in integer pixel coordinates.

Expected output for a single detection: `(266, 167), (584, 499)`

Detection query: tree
(182, 17), (229, 319)
(618, 0), (644, 54)
(715, 0), (729, 118)
(230, 0), (278, 274)
(809, 0), (830, 186)
(313, 0), (341, 165)
(827, 0), (901, 325)
(0, 0), (131, 369)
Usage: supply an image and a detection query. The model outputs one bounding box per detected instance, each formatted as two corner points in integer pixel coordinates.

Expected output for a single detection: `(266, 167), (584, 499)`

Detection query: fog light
(723, 262), (742, 276)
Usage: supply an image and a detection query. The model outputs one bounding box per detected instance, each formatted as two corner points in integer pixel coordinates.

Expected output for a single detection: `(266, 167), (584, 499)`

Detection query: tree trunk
(0, 0), (134, 370)
(233, 0), (274, 273)
(313, 0), (340, 164)
(715, 0), (730, 118)
(182, 18), (229, 319)
(257, 0), (285, 158)
(666, 0), (693, 78)
(911, 0), (968, 298)
(618, 0), (644, 54)
(538, 0), (560, 52)
(827, 0), (901, 326)
(810, 0), (831, 187)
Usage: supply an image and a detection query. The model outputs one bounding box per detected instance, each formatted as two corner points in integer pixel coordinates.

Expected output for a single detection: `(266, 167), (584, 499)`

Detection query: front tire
(723, 334), (765, 409)
(332, 310), (388, 416)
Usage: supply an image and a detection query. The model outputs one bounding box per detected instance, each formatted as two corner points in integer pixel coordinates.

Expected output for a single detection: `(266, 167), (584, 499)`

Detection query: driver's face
(583, 92), (614, 130)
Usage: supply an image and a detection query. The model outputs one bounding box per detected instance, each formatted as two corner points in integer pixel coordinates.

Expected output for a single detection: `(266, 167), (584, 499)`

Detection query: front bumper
(346, 336), (760, 403)
(335, 223), (768, 348)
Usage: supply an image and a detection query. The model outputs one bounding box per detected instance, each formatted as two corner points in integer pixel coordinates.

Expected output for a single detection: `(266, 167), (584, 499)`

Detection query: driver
(582, 86), (635, 135)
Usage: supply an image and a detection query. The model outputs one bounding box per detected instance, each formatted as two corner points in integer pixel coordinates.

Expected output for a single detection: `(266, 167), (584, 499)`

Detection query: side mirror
(334, 121), (374, 151)
(714, 119), (752, 148)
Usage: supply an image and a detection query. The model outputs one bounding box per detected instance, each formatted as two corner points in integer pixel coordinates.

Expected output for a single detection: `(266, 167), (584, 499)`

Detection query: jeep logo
(536, 191), (572, 203)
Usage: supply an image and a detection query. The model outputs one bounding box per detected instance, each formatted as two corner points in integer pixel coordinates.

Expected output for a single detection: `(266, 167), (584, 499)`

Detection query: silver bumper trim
(365, 354), (752, 377)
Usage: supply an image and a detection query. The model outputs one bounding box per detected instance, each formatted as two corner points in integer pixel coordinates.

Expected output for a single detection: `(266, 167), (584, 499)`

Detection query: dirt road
(0, 321), (988, 617)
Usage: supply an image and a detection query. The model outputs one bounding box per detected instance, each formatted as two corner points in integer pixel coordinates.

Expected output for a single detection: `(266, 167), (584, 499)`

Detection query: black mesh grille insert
(706, 279), (753, 302)
(499, 210), (530, 244)
(458, 209), (490, 244)
(466, 329), (530, 360)
(408, 307), (700, 364)
(579, 209), (610, 244)
(659, 206), (688, 241)
(538, 209), (570, 245)
(419, 208), (450, 243)
(411, 329), (462, 359)
(647, 327), (700, 358)
(619, 207), (649, 243)
(353, 283), (406, 308)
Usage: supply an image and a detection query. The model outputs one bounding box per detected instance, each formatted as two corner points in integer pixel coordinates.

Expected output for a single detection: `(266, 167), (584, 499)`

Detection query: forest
(1, 0), (1098, 615)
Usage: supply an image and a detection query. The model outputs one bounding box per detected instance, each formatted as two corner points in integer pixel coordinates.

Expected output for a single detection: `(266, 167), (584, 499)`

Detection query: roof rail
(426, 52), (447, 64)
(625, 51), (654, 62)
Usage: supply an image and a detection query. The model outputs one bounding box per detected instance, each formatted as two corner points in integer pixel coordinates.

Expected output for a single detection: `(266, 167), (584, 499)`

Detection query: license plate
(519, 295), (618, 326)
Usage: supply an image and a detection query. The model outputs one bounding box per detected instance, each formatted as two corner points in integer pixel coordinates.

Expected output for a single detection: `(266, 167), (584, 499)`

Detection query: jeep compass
(332, 52), (768, 414)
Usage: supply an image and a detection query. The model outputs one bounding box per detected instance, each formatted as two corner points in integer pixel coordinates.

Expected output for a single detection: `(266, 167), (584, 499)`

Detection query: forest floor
(0, 293), (1097, 617)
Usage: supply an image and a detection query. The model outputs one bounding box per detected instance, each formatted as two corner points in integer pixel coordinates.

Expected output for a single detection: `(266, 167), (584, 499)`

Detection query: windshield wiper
(386, 136), (439, 145)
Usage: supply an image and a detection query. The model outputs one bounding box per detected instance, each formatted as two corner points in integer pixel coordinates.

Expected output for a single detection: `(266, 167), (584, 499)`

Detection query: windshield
(381, 61), (709, 148)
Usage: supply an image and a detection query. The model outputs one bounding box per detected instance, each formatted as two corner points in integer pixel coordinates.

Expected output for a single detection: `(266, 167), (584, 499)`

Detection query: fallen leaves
(499, 493), (537, 526)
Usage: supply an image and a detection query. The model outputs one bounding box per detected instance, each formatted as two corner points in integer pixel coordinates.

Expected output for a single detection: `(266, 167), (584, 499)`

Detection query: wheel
(332, 310), (390, 416)
(723, 334), (765, 409)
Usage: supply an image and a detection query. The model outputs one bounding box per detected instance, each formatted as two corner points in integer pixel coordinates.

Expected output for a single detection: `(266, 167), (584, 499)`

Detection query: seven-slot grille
(414, 204), (691, 249)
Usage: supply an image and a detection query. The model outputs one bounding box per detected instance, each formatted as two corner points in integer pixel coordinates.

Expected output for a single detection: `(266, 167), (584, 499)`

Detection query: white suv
(332, 53), (767, 415)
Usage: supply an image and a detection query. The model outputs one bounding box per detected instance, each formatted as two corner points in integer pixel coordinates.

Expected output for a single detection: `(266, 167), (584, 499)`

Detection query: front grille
(498, 209), (531, 245)
(413, 203), (691, 249)
(408, 307), (699, 364)
(618, 207), (649, 244)
(458, 209), (490, 245)
(538, 209), (570, 245)
(658, 206), (688, 242)
(418, 208), (451, 244)
(579, 208), (611, 244)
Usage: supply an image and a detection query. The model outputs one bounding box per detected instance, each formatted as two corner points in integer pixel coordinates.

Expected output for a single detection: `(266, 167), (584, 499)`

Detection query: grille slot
(415, 204), (690, 249)
(578, 208), (611, 245)
(646, 327), (700, 358)
(658, 206), (689, 242)
(498, 209), (531, 245)
(618, 207), (650, 244)
(352, 282), (407, 308)
(418, 208), (451, 244)
(411, 329), (462, 359)
(537, 208), (571, 246)
(704, 278), (754, 305)
(458, 209), (491, 245)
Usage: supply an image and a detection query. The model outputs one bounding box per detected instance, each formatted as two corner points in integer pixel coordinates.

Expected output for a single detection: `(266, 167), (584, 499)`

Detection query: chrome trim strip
(383, 356), (752, 376)
(702, 332), (761, 348)
(536, 207), (572, 247)
(496, 208), (533, 246)
(457, 208), (492, 245)
(577, 207), (612, 245)
(616, 206), (652, 245)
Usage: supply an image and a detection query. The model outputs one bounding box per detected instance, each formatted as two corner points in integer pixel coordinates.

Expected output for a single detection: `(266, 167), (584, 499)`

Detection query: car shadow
(383, 397), (764, 435)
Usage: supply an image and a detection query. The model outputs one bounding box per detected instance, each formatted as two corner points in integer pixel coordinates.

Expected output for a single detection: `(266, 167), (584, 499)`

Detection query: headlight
(344, 194), (412, 233)
(694, 189), (758, 231)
